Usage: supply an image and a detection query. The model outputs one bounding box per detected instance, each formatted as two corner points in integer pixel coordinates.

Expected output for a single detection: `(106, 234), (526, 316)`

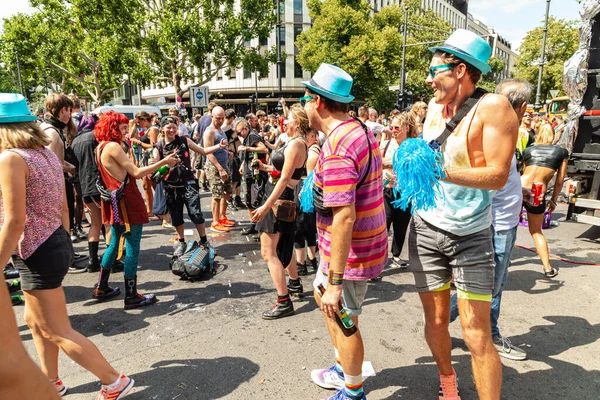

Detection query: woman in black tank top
(521, 123), (569, 278)
(251, 104), (309, 320)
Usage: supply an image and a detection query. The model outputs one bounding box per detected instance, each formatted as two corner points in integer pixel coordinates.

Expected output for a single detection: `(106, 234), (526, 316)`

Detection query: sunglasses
(389, 125), (402, 131)
(299, 95), (314, 106)
(428, 63), (458, 79)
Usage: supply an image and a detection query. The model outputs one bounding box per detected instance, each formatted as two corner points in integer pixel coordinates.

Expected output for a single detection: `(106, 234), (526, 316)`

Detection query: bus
(547, 96), (569, 120)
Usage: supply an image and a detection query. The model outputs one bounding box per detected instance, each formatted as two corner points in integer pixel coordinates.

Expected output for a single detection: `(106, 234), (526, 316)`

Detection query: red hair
(94, 111), (129, 142)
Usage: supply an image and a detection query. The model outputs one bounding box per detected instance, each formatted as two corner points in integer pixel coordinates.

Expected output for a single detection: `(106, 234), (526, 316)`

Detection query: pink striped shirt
(314, 119), (388, 280)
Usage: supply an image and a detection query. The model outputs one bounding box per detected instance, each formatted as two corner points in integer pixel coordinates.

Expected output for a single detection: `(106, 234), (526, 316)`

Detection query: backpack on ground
(169, 240), (216, 281)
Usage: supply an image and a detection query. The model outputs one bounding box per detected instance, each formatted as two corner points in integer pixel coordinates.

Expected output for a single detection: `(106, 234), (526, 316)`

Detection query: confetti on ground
(259, 379), (265, 385)
(184, 229), (193, 236)
(248, 261), (253, 267)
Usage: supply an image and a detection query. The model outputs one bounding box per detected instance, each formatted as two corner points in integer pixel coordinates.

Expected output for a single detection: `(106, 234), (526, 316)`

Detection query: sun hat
(302, 63), (355, 104)
(0, 93), (38, 124)
(429, 29), (492, 74)
(160, 115), (178, 127)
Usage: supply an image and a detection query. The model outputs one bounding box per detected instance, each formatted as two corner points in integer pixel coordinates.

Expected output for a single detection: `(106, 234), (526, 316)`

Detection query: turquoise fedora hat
(0, 93), (38, 123)
(429, 29), (492, 74)
(302, 63), (355, 104)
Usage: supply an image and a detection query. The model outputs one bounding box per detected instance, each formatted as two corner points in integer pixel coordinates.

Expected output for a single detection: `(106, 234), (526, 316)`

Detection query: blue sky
(0, 0), (584, 51)
(469, 0), (581, 51)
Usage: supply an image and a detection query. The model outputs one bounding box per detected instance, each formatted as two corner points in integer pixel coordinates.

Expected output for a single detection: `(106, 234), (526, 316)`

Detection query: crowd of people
(1, 28), (573, 400)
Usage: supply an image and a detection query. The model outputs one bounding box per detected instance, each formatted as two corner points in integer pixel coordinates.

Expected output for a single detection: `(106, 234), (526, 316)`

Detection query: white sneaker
(493, 336), (527, 361)
(393, 256), (409, 269)
(311, 365), (345, 390)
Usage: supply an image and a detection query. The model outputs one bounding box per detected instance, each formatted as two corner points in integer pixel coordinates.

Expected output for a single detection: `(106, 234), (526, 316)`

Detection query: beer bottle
(151, 164), (170, 184)
(11, 294), (24, 306)
(316, 284), (357, 337)
(6, 279), (20, 293)
(253, 152), (260, 181)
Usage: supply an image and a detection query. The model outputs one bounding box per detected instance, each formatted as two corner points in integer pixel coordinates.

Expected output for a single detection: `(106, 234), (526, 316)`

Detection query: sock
(344, 374), (363, 398)
(178, 238), (185, 243)
(277, 294), (290, 303)
(200, 236), (207, 244)
(441, 368), (455, 377)
(334, 348), (344, 376)
(105, 374), (122, 389)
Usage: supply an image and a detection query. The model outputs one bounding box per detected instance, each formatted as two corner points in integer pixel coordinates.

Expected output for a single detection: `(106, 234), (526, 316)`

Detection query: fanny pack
(272, 199), (297, 222)
(313, 120), (372, 217)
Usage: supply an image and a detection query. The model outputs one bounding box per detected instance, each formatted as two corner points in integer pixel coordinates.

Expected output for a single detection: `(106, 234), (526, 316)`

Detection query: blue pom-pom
(391, 138), (445, 213)
(299, 170), (315, 212)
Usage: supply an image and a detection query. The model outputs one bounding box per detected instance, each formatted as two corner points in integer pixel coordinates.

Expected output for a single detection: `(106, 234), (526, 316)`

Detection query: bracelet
(328, 271), (344, 286)
(549, 199), (558, 207)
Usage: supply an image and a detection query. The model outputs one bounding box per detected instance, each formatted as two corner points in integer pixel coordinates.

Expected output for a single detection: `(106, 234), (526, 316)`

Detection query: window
(294, 59), (303, 78)
(279, 26), (286, 46)
(244, 68), (251, 79)
(279, 0), (285, 17)
(294, 0), (302, 15)
(259, 34), (268, 46)
(279, 61), (286, 79)
(294, 25), (303, 43)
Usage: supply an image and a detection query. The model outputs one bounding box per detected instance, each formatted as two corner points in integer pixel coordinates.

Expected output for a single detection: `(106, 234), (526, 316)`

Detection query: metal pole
(15, 51), (24, 96)
(255, 72), (259, 113)
(399, 6), (409, 108)
(535, 0), (551, 112)
(276, 0), (282, 94)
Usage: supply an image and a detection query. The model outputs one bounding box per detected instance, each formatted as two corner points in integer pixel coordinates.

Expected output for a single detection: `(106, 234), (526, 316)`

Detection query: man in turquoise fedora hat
(303, 63), (388, 400)
(406, 29), (519, 400)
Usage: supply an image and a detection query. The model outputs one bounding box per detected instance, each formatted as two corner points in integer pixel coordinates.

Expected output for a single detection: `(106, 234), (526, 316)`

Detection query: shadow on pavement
(502, 269), (564, 295)
(66, 356), (260, 398)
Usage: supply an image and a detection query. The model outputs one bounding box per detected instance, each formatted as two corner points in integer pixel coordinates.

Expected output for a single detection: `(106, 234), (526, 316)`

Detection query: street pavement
(11, 195), (600, 399)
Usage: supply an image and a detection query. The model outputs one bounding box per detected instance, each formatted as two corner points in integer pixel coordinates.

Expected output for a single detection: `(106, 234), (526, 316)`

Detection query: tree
(515, 17), (578, 102)
(141, 0), (278, 100)
(296, 0), (453, 110)
(1, 0), (149, 106)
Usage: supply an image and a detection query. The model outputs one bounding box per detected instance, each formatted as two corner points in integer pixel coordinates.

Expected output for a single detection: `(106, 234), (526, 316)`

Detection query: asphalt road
(10, 195), (600, 400)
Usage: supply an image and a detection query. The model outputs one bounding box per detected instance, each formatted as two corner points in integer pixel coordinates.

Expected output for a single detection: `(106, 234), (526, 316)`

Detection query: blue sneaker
(326, 388), (367, 400)
(311, 365), (344, 390)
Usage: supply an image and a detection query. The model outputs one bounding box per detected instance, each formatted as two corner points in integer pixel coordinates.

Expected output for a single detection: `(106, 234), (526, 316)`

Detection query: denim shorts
(165, 181), (205, 227)
(13, 227), (73, 290)
(409, 213), (495, 295)
(313, 270), (369, 317)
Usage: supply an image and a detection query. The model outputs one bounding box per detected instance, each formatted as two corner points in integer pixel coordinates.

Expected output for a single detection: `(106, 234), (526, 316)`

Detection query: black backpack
(169, 241), (216, 281)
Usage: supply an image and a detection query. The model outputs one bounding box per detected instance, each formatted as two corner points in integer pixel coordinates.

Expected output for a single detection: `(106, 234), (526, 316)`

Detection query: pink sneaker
(95, 374), (134, 400)
(51, 378), (68, 397)
(439, 369), (460, 400)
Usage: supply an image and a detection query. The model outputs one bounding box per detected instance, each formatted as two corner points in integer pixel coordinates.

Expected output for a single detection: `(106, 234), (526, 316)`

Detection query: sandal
(543, 268), (558, 278)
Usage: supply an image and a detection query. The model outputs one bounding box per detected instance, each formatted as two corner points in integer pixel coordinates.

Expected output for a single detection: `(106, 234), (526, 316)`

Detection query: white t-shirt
(365, 120), (384, 139)
(492, 156), (523, 231)
(178, 122), (189, 137)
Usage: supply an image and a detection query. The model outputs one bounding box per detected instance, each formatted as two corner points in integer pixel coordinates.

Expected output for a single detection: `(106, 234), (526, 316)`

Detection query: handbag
(313, 120), (372, 217)
(272, 199), (297, 222)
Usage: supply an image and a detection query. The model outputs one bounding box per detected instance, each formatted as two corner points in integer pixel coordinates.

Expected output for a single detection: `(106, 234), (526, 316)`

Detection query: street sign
(550, 90), (560, 98)
(176, 96), (182, 103)
(190, 86), (209, 108)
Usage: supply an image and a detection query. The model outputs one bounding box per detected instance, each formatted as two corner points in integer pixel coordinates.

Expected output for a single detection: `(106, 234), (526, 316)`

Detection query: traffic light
(396, 91), (405, 110)
(25, 88), (35, 101)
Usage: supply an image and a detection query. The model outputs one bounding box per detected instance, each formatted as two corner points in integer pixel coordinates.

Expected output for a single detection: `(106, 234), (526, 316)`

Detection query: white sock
(105, 375), (122, 389)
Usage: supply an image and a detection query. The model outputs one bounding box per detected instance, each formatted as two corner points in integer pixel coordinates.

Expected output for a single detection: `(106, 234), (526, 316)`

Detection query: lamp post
(398, 5), (409, 109)
(276, 0), (282, 95)
(534, 0), (551, 112)
(15, 50), (24, 96)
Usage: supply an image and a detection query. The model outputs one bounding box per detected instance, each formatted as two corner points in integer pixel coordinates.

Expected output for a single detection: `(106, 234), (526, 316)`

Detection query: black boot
(93, 267), (121, 301)
(3, 264), (19, 280)
(287, 278), (304, 298)
(262, 296), (294, 320)
(241, 223), (258, 235)
(234, 196), (246, 209)
(87, 241), (100, 273)
(297, 261), (308, 276)
(124, 276), (157, 310)
(310, 257), (318, 273)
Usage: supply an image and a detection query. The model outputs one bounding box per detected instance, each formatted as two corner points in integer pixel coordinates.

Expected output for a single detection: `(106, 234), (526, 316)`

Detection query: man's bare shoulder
(478, 93), (512, 113)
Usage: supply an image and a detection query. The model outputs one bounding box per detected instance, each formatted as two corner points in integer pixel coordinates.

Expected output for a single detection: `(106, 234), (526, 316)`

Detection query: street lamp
(534, 0), (551, 112)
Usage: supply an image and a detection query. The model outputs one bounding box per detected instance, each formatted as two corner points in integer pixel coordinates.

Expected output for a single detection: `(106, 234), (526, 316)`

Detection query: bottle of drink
(316, 284), (357, 337)
(6, 279), (20, 293)
(253, 152), (260, 181)
(11, 294), (24, 306)
(151, 164), (170, 184)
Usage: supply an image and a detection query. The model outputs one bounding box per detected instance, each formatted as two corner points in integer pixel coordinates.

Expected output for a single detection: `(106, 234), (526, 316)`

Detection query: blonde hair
(392, 112), (418, 139)
(289, 104), (310, 137)
(0, 122), (51, 152)
(535, 123), (554, 145)
(410, 101), (427, 114)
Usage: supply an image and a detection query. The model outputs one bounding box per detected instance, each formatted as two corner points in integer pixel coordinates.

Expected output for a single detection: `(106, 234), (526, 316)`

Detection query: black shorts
(165, 181), (205, 227)
(230, 157), (241, 184)
(523, 199), (546, 215)
(13, 227), (73, 291)
(255, 183), (296, 235)
(83, 194), (101, 205)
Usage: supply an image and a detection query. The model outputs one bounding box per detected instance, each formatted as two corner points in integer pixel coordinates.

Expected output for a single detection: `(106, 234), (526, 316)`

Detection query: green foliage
(296, 0), (453, 110)
(515, 17), (578, 102)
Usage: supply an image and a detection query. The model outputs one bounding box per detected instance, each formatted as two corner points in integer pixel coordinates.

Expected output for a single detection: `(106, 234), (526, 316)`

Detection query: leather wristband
(328, 271), (344, 286)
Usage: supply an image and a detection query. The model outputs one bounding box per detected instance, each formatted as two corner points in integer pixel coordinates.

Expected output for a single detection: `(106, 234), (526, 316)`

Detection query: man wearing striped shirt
(303, 63), (387, 400)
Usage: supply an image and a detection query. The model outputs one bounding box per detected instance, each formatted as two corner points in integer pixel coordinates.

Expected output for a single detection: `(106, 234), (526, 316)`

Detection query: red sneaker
(95, 374), (134, 400)
(219, 217), (236, 227)
(211, 222), (230, 233)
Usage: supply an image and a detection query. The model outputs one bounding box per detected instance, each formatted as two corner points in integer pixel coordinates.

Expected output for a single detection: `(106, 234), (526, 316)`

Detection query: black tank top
(523, 144), (569, 171)
(271, 138), (307, 179)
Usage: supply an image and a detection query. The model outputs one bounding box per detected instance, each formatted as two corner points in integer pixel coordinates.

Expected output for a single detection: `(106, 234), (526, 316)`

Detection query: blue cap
(429, 29), (492, 74)
(302, 63), (355, 104)
(0, 93), (38, 124)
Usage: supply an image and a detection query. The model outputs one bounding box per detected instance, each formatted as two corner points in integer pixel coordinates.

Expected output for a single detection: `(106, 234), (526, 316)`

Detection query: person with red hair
(93, 111), (179, 309)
